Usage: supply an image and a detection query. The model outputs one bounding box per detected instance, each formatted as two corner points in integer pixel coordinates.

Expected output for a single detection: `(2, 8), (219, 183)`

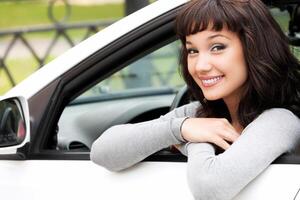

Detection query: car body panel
(0, 160), (299, 200)
(236, 164), (300, 200)
(0, 161), (193, 200)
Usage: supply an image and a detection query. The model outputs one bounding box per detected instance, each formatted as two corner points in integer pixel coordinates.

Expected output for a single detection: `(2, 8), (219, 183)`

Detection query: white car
(0, 0), (300, 199)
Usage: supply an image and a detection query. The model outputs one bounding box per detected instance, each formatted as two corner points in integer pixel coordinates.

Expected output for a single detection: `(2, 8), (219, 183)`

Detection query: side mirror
(0, 96), (30, 153)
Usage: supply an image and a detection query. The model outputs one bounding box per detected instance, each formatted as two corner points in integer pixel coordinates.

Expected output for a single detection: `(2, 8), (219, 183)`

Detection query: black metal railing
(0, 0), (116, 93)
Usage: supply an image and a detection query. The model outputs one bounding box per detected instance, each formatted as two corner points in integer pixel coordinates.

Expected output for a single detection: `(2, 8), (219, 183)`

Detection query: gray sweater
(90, 102), (300, 200)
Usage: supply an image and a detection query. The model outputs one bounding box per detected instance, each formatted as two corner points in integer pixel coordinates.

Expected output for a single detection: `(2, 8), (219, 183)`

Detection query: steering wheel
(170, 85), (192, 111)
(168, 85), (194, 153)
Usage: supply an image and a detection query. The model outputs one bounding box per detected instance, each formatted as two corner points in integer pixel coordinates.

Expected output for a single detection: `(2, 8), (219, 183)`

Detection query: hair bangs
(176, 0), (243, 40)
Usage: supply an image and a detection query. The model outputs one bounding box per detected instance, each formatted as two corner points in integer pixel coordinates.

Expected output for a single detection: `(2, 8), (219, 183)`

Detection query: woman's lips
(200, 75), (224, 87)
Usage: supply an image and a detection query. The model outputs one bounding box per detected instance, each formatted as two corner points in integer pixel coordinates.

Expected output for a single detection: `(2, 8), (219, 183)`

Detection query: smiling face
(186, 28), (248, 105)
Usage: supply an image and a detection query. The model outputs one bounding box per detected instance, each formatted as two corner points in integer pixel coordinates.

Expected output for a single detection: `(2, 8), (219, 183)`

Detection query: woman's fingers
(219, 127), (240, 142)
(219, 118), (236, 131)
(215, 119), (239, 149)
(181, 118), (241, 147)
(213, 127), (240, 149)
(213, 137), (231, 150)
(217, 118), (240, 142)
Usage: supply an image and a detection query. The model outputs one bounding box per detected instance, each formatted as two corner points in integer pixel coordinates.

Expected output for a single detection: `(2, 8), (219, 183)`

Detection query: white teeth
(202, 76), (222, 84)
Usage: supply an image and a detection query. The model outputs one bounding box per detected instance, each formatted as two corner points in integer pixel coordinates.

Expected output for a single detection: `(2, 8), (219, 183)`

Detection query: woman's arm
(185, 108), (300, 200)
(90, 102), (199, 172)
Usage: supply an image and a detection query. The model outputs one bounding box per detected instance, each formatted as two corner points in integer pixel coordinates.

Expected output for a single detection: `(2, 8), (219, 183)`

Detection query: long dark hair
(176, 0), (300, 127)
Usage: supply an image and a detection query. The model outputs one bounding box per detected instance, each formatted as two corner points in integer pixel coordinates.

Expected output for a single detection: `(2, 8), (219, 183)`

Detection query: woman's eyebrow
(186, 41), (192, 45)
(208, 34), (231, 40)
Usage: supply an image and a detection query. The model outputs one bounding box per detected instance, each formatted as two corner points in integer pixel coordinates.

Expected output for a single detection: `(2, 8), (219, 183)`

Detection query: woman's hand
(181, 118), (240, 150)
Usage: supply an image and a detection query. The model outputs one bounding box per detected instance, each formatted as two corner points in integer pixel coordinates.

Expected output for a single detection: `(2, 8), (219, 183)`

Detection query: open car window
(57, 40), (185, 152)
(76, 40), (184, 101)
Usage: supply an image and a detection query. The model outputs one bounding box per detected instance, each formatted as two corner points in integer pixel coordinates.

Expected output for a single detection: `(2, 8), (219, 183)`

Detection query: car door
(0, 1), (299, 200)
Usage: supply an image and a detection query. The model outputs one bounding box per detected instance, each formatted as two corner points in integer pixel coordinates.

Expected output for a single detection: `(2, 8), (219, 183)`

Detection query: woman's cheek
(187, 60), (195, 74)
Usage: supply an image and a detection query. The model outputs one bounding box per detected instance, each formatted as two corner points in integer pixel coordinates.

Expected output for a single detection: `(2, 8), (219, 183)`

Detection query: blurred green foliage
(0, 1), (124, 28)
(0, 0), (124, 94)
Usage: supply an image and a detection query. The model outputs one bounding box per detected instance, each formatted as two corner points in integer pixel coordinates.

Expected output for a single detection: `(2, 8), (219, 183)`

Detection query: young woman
(91, 0), (300, 199)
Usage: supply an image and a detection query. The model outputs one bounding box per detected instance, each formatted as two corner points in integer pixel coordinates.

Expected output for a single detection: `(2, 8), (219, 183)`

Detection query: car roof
(5, 0), (189, 99)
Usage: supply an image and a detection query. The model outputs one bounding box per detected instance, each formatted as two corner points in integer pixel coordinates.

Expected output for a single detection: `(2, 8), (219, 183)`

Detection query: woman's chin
(204, 95), (222, 101)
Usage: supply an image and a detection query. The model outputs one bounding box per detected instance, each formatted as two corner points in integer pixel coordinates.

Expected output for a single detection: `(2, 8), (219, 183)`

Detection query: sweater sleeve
(186, 108), (300, 200)
(90, 102), (198, 171)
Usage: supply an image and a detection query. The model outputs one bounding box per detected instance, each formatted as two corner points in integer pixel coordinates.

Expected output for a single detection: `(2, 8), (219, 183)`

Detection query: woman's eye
(211, 44), (226, 52)
(187, 48), (198, 55)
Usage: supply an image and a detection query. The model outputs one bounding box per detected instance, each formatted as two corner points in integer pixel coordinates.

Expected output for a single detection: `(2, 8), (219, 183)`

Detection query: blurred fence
(0, 0), (117, 93)
(0, 20), (115, 86)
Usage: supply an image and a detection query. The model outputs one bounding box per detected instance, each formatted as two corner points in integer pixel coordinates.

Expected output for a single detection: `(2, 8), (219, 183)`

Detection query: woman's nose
(195, 55), (213, 72)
